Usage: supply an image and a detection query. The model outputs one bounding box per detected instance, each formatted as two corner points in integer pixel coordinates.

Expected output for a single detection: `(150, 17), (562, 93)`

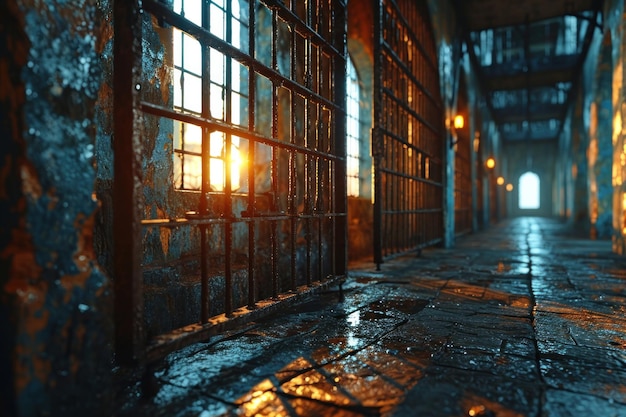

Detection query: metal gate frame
(113, 0), (347, 365)
(372, 0), (445, 268)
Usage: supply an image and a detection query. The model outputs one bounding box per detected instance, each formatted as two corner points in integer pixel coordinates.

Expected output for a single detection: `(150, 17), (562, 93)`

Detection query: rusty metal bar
(271, 6), (280, 300)
(372, 0), (384, 269)
(289, 16), (298, 292)
(223, 0), (234, 318)
(333, 0), (348, 281)
(247, 0), (257, 309)
(200, 0), (212, 324)
(113, 0), (144, 366)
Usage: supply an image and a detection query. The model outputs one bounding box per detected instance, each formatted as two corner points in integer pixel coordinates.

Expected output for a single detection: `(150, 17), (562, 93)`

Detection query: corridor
(7, 1), (626, 415)
(116, 217), (626, 417)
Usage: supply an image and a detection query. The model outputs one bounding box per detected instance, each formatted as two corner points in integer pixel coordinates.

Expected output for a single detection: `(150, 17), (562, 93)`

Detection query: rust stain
(145, 164), (155, 188)
(19, 162), (42, 200)
(96, 15), (113, 54)
(97, 82), (113, 112)
(73, 211), (96, 273)
(144, 203), (153, 220)
(46, 189), (59, 211)
(61, 271), (91, 304)
(4, 251), (40, 293)
(12, 283), (52, 394)
(157, 206), (171, 256)
(3, 220), (41, 294)
(152, 15), (173, 105)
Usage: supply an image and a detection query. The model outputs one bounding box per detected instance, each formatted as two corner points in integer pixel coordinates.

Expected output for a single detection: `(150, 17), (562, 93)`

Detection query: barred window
(346, 55), (361, 197)
(172, 0), (247, 191)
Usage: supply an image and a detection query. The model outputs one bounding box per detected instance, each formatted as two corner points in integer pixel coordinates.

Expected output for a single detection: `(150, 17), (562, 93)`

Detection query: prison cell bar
(113, 0), (144, 366)
(200, 0), (211, 324)
(115, 0), (347, 364)
(372, 0), (444, 269)
(247, 0), (257, 308)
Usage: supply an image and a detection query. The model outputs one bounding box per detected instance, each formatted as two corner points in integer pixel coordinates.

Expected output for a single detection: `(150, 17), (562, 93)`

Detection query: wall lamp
(497, 176), (505, 186)
(449, 115), (464, 149)
(453, 115), (464, 130)
(486, 157), (496, 170)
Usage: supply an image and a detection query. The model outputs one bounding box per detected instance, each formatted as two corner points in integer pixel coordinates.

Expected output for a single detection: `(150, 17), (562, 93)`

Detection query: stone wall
(1, 1), (113, 415)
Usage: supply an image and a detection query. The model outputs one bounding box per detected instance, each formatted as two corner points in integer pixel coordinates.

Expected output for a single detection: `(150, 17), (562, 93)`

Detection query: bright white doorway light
(518, 172), (540, 209)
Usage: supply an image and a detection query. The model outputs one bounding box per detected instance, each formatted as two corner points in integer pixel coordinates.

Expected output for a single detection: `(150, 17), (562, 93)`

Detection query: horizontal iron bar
(380, 167), (443, 187)
(141, 101), (343, 162)
(144, 275), (345, 363)
(376, 127), (440, 159)
(383, 208), (443, 214)
(141, 212), (346, 227)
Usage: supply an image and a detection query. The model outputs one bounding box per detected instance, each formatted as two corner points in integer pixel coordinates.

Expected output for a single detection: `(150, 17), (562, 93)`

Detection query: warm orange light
(453, 115), (464, 130)
(486, 157), (496, 169)
(497, 176), (505, 185)
(506, 183), (513, 192)
(210, 145), (243, 191)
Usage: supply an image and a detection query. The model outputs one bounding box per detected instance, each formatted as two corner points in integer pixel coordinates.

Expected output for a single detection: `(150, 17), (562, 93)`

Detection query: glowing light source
(453, 114), (464, 130)
(497, 176), (505, 185)
(506, 183), (513, 192)
(486, 157), (496, 169)
(210, 144), (243, 191)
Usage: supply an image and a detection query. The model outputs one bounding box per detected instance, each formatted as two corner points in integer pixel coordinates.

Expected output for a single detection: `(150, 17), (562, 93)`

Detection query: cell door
(372, 0), (445, 267)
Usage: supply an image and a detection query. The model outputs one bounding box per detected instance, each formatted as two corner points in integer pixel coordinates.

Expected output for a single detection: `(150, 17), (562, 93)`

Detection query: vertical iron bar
(247, 0), (257, 309)
(271, 6), (279, 298)
(200, 0), (211, 323)
(224, 0), (234, 317)
(305, 2), (313, 285)
(289, 20), (297, 291)
(113, 0), (144, 365)
(333, 0), (347, 281)
(316, 103), (323, 281)
(372, 0), (383, 269)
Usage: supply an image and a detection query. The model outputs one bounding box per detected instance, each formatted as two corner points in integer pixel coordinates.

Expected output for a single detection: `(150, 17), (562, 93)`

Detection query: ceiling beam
(494, 107), (564, 123)
(484, 68), (575, 90)
(462, 0), (598, 31)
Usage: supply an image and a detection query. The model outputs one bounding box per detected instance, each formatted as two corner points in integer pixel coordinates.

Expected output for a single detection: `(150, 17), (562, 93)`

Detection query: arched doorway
(518, 172), (540, 210)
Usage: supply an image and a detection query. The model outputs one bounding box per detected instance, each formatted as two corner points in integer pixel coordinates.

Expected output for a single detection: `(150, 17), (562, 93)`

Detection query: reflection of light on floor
(236, 344), (422, 416)
(346, 310), (360, 348)
(463, 394), (524, 417)
(347, 310), (360, 327)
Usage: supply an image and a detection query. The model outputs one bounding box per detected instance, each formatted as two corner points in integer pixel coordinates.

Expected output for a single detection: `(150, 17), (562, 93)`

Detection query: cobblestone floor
(117, 217), (626, 416)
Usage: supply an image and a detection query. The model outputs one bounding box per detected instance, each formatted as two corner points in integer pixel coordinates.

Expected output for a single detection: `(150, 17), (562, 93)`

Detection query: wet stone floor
(117, 217), (626, 416)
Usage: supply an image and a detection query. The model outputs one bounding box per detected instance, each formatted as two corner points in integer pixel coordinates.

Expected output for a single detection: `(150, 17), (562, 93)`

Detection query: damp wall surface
(1, 1), (113, 416)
